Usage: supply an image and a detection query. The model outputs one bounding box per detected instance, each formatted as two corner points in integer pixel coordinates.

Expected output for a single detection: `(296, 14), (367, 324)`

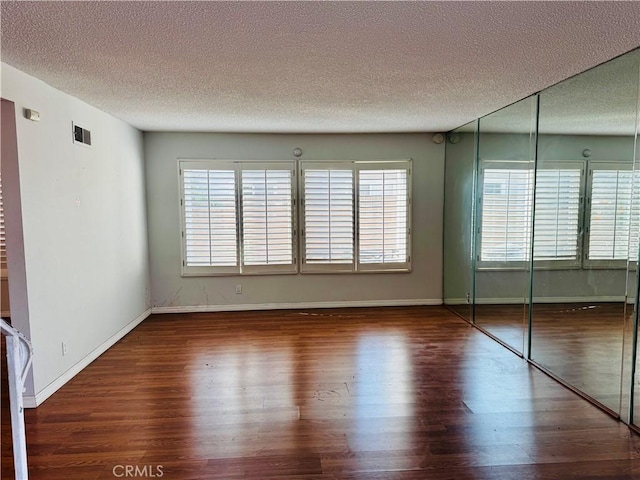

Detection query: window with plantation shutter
(478, 162), (582, 267)
(302, 166), (354, 271)
(358, 166), (410, 270)
(182, 165), (238, 274)
(180, 160), (296, 276)
(241, 164), (296, 274)
(532, 166), (582, 265)
(479, 165), (533, 265)
(300, 160), (411, 273)
(586, 165), (640, 265)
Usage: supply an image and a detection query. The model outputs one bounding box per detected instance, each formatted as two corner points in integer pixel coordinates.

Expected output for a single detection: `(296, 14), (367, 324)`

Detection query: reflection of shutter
(241, 169), (293, 265)
(358, 169), (408, 264)
(631, 172), (640, 262)
(0, 173), (5, 268)
(588, 169), (634, 260)
(480, 169), (533, 262)
(183, 169), (237, 267)
(303, 169), (353, 264)
(533, 169), (581, 260)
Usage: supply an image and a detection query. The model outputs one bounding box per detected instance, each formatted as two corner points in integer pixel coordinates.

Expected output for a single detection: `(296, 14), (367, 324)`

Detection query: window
(586, 164), (640, 266)
(180, 161), (296, 276)
(300, 161), (411, 273)
(532, 166), (582, 265)
(479, 165), (533, 265)
(478, 161), (583, 268)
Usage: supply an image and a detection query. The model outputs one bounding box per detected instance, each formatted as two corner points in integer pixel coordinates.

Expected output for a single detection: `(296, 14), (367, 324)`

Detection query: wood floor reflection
(2, 306), (640, 479)
(473, 302), (630, 413)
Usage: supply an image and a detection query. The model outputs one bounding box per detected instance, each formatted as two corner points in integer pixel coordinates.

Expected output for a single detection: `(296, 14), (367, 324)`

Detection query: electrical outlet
(235, 285), (242, 294)
(466, 292), (471, 304)
(62, 342), (68, 356)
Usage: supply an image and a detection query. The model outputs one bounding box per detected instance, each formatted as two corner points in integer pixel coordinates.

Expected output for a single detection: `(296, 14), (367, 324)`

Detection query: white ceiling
(2, 1), (640, 134)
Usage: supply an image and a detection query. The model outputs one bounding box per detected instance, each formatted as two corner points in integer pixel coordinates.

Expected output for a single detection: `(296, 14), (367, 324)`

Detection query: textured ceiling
(2, 1), (640, 133)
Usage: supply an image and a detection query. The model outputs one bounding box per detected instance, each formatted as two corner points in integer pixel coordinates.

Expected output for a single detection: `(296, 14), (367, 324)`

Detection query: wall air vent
(72, 123), (91, 146)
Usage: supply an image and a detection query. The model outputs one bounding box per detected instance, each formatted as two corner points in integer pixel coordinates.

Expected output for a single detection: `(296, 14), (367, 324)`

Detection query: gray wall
(443, 129), (475, 304)
(144, 132), (444, 310)
(1, 64), (151, 404)
(444, 132), (635, 304)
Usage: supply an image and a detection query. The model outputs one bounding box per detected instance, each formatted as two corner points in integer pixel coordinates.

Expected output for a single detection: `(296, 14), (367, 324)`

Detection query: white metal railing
(1, 318), (33, 480)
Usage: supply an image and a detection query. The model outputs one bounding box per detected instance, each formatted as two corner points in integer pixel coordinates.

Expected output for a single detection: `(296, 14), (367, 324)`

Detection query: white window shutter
(302, 167), (354, 269)
(182, 168), (238, 271)
(588, 168), (637, 262)
(480, 168), (533, 263)
(479, 163), (582, 266)
(533, 168), (581, 261)
(241, 167), (295, 269)
(358, 168), (409, 265)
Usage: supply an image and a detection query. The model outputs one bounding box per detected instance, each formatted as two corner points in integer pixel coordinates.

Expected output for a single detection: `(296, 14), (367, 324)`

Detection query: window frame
(299, 160), (412, 274)
(476, 160), (534, 271)
(179, 159), (298, 277)
(584, 161), (638, 269)
(476, 160), (585, 271)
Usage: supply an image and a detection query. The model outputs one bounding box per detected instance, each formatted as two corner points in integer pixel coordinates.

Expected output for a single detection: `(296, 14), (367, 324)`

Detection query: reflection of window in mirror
(478, 159), (640, 271)
(478, 160), (584, 269)
(586, 164), (640, 268)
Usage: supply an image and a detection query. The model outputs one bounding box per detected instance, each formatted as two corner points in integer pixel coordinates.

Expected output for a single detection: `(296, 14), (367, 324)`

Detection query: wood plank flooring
(2, 306), (640, 479)
(472, 303), (630, 413)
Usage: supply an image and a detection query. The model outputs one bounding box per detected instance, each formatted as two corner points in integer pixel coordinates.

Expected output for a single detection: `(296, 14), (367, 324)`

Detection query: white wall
(145, 132), (444, 310)
(1, 64), (151, 406)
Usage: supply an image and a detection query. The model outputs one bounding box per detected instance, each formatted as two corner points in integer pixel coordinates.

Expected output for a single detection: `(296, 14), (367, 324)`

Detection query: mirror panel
(443, 121), (477, 322)
(473, 97), (537, 354)
(531, 50), (640, 414)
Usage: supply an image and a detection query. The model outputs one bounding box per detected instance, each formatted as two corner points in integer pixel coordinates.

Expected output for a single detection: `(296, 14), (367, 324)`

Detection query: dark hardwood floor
(471, 302), (631, 413)
(2, 306), (640, 479)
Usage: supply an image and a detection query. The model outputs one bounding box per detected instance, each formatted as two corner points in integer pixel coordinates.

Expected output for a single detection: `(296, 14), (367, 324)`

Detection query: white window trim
(299, 160), (412, 274)
(179, 159), (298, 277)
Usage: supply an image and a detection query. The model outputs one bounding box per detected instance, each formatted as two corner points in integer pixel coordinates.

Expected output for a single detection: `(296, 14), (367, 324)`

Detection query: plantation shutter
(479, 167), (533, 263)
(479, 163), (582, 266)
(302, 165), (354, 271)
(532, 167), (582, 263)
(181, 163), (239, 274)
(587, 165), (639, 262)
(357, 164), (410, 269)
(241, 164), (296, 273)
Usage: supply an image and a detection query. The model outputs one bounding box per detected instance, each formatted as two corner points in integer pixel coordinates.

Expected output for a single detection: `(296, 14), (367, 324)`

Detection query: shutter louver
(588, 169), (637, 261)
(358, 169), (408, 264)
(304, 169), (354, 264)
(183, 169), (238, 267)
(241, 169), (293, 266)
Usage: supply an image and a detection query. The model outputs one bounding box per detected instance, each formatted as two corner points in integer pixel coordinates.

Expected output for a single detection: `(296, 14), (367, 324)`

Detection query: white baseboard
(23, 308), (152, 408)
(444, 296), (626, 306)
(151, 298), (442, 314)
